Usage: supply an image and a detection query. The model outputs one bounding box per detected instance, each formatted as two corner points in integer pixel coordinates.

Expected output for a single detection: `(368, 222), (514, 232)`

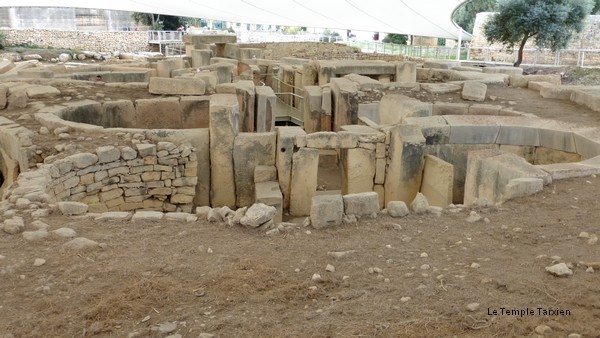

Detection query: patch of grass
(566, 67), (600, 86)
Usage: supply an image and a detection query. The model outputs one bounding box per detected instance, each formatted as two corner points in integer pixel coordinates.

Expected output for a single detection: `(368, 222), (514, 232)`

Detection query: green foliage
(322, 29), (340, 37)
(593, 0), (600, 12)
(0, 30), (6, 49)
(484, 0), (593, 66)
(453, 0), (498, 33)
(282, 26), (302, 34)
(382, 33), (408, 45)
(131, 12), (184, 30)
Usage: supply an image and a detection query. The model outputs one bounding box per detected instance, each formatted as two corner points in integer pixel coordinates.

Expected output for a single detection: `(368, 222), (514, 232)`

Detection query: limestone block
(534, 147), (582, 165)
(500, 145), (536, 163)
(255, 181), (283, 223)
(339, 131), (359, 148)
(321, 87), (332, 131)
(0, 61), (15, 74)
(571, 89), (600, 113)
(191, 49), (212, 67)
(525, 74), (562, 86)
(343, 192), (380, 216)
(340, 125), (385, 143)
(482, 66), (523, 75)
(573, 127), (600, 158)
(193, 72), (218, 94)
(423, 60), (460, 69)
(209, 94), (239, 208)
(156, 59), (177, 78)
(420, 155), (453, 208)
(25, 85), (60, 98)
(444, 115), (501, 144)
(96, 146), (120, 164)
(136, 144), (156, 157)
(180, 96), (210, 128)
(402, 116), (449, 145)
(303, 86), (323, 134)
(375, 158), (386, 184)
(468, 104), (502, 115)
(504, 178), (544, 200)
(358, 103), (379, 124)
(209, 62), (234, 84)
(540, 85), (580, 101)
(131, 211), (164, 222)
(432, 102), (469, 116)
(387, 201), (409, 217)
(384, 124), (426, 204)
(101, 100), (136, 128)
(462, 81), (487, 102)
(136, 97), (182, 129)
(235, 80), (256, 132)
(255, 86), (276, 132)
(495, 118), (547, 146)
(69, 153), (98, 169)
(341, 148), (375, 194)
(254, 165), (277, 183)
(464, 149), (551, 205)
(331, 78), (359, 131)
(276, 127), (306, 210)
(310, 194), (343, 229)
(528, 81), (555, 92)
(305, 132), (340, 149)
(344, 74), (383, 91)
(537, 161), (600, 180)
(379, 94), (432, 125)
(58, 201), (88, 216)
(149, 77), (205, 96)
(509, 75), (529, 88)
(374, 184), (385, 209)
(421, 83), (462, 94)
(233, 132), (276, 207)
(171, 194), (194, 204)
(289, 148), (319, 216)
(395, 62), (416, 82)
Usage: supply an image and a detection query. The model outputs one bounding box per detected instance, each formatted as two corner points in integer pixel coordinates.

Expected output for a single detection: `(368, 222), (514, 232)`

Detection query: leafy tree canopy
(453, 0), (498, 33)
(131, 13), (186, 30)
(483, 0), (593, 66)
(382, 33), (408, 45)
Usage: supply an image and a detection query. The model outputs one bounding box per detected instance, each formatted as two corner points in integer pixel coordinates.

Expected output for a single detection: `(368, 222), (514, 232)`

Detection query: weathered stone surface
(136, 97), (182, 129)
(410, 192), (429, 214)
(180, 96), (210, 128)
(95, 211), (131, 221)
(420, 155), (453, 208)
(131, 211), (164, 222)
(255, 86), (276, 132)
(149, 77), (205, 95)
(235, 80), (255, 132)
(101, 100), (136, 128)
(254, 165), (277, 183)
(306, 132), (340, 149)
(69, 153), (98, 169)
(240, 203), (276, 227)
(209, 94), (239, 208)
(343, 192), (380, 216)
(421, 83), (461, 94)
(276, 127), (306, 210)
(341, 148), (376, 194)
(482, 66), (523, 76)
(233, 132), (276, 207)
(504, 177), (544, 200)
(432, 102), (469, 116)
(96, 146), (120, 164)
(310, 194), (343, 229)
(379, 94), (432, 125)
(289, 148), (319, 216)
(387, 201), (409, 217)
(545, 263), (573, 277)
(191, 49), (213, 67)
(395, 62), (416, 82)
(344, 73), (383, 91)
(331, 77), (359, 131)
(255, 181), (283, 223)
(303, 86), (323, 133)
(384, 124), (426, 204)
(23, 230), (49, 241)
(62, 237), (99, 250)
(462, 81), (487, 102)
(58, 201), (89, 216)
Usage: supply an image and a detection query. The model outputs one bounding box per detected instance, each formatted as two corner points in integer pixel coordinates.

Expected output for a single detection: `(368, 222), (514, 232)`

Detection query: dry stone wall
(44, 142), (198, 213)
(1, 29), (150, 52)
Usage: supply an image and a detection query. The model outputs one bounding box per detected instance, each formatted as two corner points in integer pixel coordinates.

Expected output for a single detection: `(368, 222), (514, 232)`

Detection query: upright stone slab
(180, 96), (210, 128)
(235, 80), (255, 132)
(136, 97), (182, 129)
(341, 148), (376, 194)
(149, 77), (205, 96)
(321, 87), (332, 131)
(420, 155), (453, 208)
(318, 62), (336, 86)
(255, 181), (283, 223)
(395, 61), (417, 82)
(100, 100), (136, 128)
(191, 49), (212, 68)
(385, 124), (426, 204)
(303, 86), (323, 134)
(302, 62), (318, 87)
(289, 148), (319, 216)
(211, 62), (234, 84)
(276, 127), (307, 210)
(233, 132), (276, 207)
(157, 59), (177, 78)
(255, 86), (276, 132)
(209, 94), (239, 208)
(310, 194), (343, 228)
(331, 78), (359, 132)
(379, 94), (432, 125)
(343, 192), (380, 216)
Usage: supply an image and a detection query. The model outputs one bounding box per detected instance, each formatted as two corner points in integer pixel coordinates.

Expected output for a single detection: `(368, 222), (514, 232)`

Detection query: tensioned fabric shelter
(4, 0), (470, 40)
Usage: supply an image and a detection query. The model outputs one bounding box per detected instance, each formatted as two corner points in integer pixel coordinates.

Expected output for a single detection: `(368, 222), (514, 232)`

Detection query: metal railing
(466, 47), (600, 67)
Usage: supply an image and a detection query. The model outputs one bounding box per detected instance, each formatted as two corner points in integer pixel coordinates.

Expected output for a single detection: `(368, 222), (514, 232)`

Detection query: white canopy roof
(6, 0), (470, 40)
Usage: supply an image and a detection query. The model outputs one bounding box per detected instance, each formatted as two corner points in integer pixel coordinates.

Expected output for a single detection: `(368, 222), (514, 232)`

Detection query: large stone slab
(136, 97), (182, 129)
(461, 81), (487, 102)
(233, 132), (276, 207)
(191, 49), (213, 68)
(235, 80), (255, 132)
(395, 62), (416, 82)
(384, 124), (426, 204)
(464, 149), (551, 205)
(310, 194), (343, 228)
(402, 116), (450, 145)
(101, 100), (136, 128)
(344, 73), (383, 91)
(289, 148), (319, 216)
(421, 83), (461, 95)
(276, 127), (306, 210)
(331, 78), (359, 131)
(341, 148), (376, 194)
(343, 192), (380, 216)
(303, 86), (323, 133)
(255, 86), (276, 132)
(149, 77), (206, 96)
(180, 96), (210, 128)
(482, 66), (523, 75)
(444, 115), (501, 144)
(379, 94), (432, 125)
(254, 181), (283, 223)
(420, 155), (453, 208)
(209, 94), (239, 207)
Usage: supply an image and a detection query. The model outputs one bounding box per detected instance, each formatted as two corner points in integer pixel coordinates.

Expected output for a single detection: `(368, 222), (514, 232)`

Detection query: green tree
(382, 33), (408, 45)
(453, 0), (497, 33)
(131, 13), (185, 30)
(484, 0), (593, 67)
(593, 0), (600, 12)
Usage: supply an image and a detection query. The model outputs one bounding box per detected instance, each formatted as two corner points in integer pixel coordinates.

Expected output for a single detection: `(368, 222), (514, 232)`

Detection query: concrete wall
(0, 7), (135, 31)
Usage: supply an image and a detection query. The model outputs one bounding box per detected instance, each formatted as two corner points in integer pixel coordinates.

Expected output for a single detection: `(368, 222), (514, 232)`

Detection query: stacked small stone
(46, 142), (197, 213)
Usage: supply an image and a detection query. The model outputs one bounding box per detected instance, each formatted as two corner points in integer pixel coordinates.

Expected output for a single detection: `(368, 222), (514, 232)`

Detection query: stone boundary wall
(6, 142), (198, 213)
(0, 29), (150, 52)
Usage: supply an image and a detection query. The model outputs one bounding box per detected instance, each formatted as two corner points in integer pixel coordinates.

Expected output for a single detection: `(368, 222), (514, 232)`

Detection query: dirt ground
(1, 63), (600, 337)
